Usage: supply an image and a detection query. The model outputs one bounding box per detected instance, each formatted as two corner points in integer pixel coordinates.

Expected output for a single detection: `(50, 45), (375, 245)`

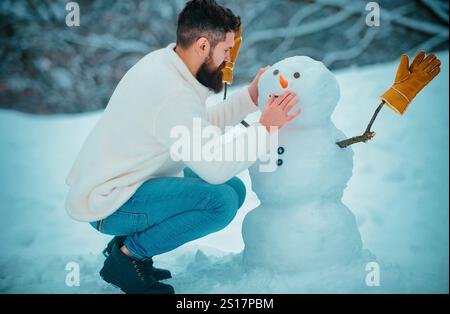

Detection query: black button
(277, 159), (283, 166)
(278, 146), (285, 155)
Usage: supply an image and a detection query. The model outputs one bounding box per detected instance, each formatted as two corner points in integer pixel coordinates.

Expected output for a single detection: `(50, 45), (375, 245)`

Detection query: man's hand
(248, 66), (270, 106)
(259, 91), (301, 133)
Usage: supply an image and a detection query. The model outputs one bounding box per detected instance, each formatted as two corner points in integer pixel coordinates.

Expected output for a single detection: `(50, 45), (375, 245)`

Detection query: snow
(0, 51), (448, 293)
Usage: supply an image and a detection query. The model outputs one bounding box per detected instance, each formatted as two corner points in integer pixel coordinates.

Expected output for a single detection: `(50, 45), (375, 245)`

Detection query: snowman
(242, 56), (363, 273)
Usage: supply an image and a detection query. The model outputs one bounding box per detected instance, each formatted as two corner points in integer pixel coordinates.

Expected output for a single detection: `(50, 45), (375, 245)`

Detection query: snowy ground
(0, 52), (448, 293)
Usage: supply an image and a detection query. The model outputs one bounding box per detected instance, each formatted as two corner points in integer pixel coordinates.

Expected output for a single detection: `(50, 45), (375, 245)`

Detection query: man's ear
(195, 37), (210, 58)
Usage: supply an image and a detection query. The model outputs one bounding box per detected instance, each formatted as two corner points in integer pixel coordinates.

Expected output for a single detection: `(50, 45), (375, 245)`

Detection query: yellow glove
(222, 24), (242, 85)
(380, 51), (441, 115)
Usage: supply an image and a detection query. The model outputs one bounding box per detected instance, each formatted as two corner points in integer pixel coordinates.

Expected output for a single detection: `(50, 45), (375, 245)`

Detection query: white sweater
(65, 42), (269, 222)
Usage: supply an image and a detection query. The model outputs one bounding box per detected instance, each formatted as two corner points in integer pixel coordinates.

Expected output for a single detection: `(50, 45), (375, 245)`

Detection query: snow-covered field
(0, 52), (448, 293)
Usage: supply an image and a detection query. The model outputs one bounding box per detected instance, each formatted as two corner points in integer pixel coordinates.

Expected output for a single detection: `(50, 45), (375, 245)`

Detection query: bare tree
(0, 0), (448, 114)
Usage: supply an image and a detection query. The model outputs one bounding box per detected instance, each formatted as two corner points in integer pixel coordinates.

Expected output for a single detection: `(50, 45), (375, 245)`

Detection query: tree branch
(420, 0), (449, 24)
(244, 9), (355, 47)
(336, 131), (376, 148)
(336, 102), (385, 148)
(323, 27), (379, 67)
(269, 3), (324, 58)
(317, 0), (448, 35)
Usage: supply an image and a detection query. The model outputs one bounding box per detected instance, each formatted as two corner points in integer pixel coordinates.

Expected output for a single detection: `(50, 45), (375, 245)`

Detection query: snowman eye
(293, 72), (300, 79)
(273, 69), (279, 75)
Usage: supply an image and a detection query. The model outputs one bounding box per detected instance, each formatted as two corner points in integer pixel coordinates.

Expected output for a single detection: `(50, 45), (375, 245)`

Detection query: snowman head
(257, 56), (340, 126)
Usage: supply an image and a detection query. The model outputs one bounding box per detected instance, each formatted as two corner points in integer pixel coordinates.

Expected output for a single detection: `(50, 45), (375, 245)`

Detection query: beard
(196, 53), (226, 93)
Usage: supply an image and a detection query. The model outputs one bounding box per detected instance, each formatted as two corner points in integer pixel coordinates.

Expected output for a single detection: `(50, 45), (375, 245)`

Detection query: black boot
(100, 242), (175, 294)
(103, 236), (172, 281)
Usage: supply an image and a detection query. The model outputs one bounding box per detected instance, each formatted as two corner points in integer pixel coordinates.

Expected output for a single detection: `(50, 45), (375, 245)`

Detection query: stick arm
(336, 101), (385, 148)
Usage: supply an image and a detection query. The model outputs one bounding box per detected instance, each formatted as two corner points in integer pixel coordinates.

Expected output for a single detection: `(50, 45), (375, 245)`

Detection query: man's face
(196, 32), (234, 93)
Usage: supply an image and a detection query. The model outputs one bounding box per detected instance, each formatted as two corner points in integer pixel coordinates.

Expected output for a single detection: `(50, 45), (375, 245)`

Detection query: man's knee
(207, 184), (241, 229)
(185, 168), (246, 208)
(225, 176), (246, 209)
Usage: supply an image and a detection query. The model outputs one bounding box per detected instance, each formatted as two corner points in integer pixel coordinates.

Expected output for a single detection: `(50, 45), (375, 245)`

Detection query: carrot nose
(279, 74), (289, 89)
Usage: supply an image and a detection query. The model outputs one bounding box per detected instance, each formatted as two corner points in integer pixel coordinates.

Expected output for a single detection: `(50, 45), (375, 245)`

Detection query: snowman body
(242, 56), (362, 272)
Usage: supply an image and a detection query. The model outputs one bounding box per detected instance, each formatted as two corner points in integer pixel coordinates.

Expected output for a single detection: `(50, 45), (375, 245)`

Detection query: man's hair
(176, 0), (241, 50)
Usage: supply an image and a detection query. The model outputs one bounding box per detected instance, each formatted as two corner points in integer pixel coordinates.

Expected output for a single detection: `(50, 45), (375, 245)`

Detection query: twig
(365, 101), (385, 133)
(336, 102), (385, 148)
(223, 83), (228, 100)
(336, 131), (376, 148)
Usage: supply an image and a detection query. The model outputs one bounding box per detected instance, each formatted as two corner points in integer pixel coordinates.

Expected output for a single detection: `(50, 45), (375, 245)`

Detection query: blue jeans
(89, 167), (246, 260)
